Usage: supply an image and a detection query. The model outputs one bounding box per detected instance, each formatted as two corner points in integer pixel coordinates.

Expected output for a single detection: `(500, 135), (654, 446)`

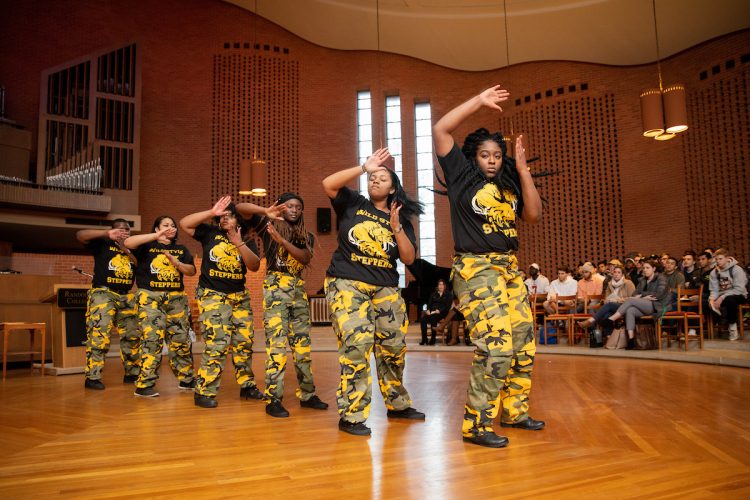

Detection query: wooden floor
(1, 352), (749, 499)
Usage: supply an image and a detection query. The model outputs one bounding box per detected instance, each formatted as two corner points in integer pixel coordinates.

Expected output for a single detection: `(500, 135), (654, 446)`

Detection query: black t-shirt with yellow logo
(193, 224), (258, 294)
(262, 226), (315, 278)
(133, 241), (194, 292)
(87, 238), (135, 293)
(326, 187), (416, 287)
(437, 143), (522, 254)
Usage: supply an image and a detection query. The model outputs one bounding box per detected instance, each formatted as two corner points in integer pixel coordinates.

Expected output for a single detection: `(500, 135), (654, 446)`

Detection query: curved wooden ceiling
(224, 0), (750, 70)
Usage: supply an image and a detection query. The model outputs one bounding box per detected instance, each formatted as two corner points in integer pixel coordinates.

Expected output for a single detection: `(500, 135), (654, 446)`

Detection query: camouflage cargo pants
(263, 271), (316, 403)
(452, 252), (536, 437)
(135, 289), (194, 389)
(85, 287), (141, 380)
(325, 276), (412, 423)
(195, 287), (256, 397)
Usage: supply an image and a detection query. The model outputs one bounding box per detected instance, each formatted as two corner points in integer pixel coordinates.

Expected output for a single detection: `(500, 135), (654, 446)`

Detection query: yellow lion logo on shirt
(277, 249), (304, 276)
(471, 183), (517, 228)
(348, 220), (395, 259)
(150, 253), (179, 282)
(209, 242), (241, 273)
(108, 253), (134, 279)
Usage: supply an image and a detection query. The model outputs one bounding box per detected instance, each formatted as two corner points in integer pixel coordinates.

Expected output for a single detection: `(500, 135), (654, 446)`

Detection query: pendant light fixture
(501, 0), (527, 158)
(239, 0), (267, 196)
(640, 0), (688, 141)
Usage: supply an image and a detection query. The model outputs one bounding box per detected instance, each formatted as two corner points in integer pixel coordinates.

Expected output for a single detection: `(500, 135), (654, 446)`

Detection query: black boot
(626, 336), (636, 350)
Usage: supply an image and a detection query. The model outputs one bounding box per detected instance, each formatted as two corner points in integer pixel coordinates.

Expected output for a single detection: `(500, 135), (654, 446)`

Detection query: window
(415, 102), (436, 264)
(386, 95), (406, 287)
(356, 90), (372, 195)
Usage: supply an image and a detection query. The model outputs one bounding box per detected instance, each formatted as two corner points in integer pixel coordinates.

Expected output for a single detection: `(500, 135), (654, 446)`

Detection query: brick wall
(2, 1), (748, 295)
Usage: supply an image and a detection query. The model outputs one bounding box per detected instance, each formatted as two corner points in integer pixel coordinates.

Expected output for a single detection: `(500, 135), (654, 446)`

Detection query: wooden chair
(739, 303), (749, 340)
(543, 295), (576, 345)
(657, 286), (704, 350)
(529, 293), (547, 341)
(571, 294), (604, 345)
(1, 322), (47, 380)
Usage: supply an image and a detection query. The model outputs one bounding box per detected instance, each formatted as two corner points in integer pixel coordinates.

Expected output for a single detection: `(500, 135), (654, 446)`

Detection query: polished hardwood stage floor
(1, 352), (749, 499)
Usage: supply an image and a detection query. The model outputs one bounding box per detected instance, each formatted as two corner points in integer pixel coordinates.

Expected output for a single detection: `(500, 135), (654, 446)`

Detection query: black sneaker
(386, 407), (426, 420)
(300, 395), (329, 410)
(265, 400), (290, 418)
(338, 418), (371, 436)
(134, 386), (160, 398)
(239, 385), (263, 400)
(84, 378), (105, 390)
(194, 393), (218, 408)
(123, 374), (138, 383)
(463, 430), (509, 448)
(500, 417), (545, 430)
(178, 379), (196, 390)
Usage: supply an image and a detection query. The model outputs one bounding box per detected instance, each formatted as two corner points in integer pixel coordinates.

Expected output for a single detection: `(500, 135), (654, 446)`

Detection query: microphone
(72, 266), (94, 279)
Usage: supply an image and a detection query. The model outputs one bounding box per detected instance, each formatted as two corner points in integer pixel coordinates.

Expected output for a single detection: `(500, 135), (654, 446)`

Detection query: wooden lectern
(42, 284), (89, 374)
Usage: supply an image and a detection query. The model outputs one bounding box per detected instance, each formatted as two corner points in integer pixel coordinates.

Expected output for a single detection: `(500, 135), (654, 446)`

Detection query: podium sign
(57, 288), (88, 309)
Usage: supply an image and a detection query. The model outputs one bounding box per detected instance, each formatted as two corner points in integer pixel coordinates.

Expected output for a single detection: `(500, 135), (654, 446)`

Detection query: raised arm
(514, 136), (542, 224)
(235, 201), (287, 221)
(389, 201), (416, 265)
(322, 148), (391, 199)
(123, 227), (174, 250)
(265, 223), (312, 265)
(179, 196), (231, 237)
(432, 85), (510, 157)
(225, 227), (261, 272)
(76, 228), (127, 244)
(162, 251), (197, 277)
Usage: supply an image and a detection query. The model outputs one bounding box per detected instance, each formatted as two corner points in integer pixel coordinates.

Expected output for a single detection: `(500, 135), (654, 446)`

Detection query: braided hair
(462, 129), (522, 197)
(258, 193), (314, 270)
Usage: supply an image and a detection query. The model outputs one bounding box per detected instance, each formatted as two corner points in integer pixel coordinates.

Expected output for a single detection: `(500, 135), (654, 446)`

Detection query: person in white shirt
(543, 266), (578, 314)
(524, 263), (550, 296)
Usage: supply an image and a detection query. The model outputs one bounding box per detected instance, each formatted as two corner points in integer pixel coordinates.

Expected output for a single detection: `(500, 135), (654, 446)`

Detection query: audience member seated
(596, 260), (608, 279)
(708, 248), (748, 341)
(543, 266), (578, 315)
(524, 263), (550, 296)
(576, 262), (604, 312)
(419, 279), (453, 345)
(625, 257), (639, 284)
(577, 264), (635, 341)
(681, 250), (701, 289)
(608, 260), (670, 350)
(663, 256), (686, 310)
(436, 298), (468, 346)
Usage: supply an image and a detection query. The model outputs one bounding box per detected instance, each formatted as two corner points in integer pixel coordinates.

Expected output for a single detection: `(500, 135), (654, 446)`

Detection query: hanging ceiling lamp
(639, 0), (688, 141)
(500, 0), (527, 158)
(239, 0), (268, 197)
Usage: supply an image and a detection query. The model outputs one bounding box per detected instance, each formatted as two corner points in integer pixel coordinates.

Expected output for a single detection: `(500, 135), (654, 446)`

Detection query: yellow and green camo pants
(135, 289), (194, 389)
(263, 271), (316, 403)
(85, 287), (140, 380)
(195, 287), (256, 397)
(452, 252), (536, 437)
(325, 276), (412, 423)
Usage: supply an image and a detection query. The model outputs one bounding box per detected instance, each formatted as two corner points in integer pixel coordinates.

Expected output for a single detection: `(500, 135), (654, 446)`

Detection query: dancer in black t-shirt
(433, 85), (544, 448)
(322, 148), (425, 436)
(236, 194), (329, 418)
(124, 216), (197, 397)
(180, 196), (261, 408)
(77, 219), (141, 390)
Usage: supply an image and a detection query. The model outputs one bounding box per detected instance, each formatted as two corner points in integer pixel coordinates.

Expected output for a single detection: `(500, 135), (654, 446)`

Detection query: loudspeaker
(316, 207), (331, 233)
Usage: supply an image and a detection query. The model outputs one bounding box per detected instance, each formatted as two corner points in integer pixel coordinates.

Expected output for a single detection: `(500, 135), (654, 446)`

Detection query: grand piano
(402, 258), (452, 318)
